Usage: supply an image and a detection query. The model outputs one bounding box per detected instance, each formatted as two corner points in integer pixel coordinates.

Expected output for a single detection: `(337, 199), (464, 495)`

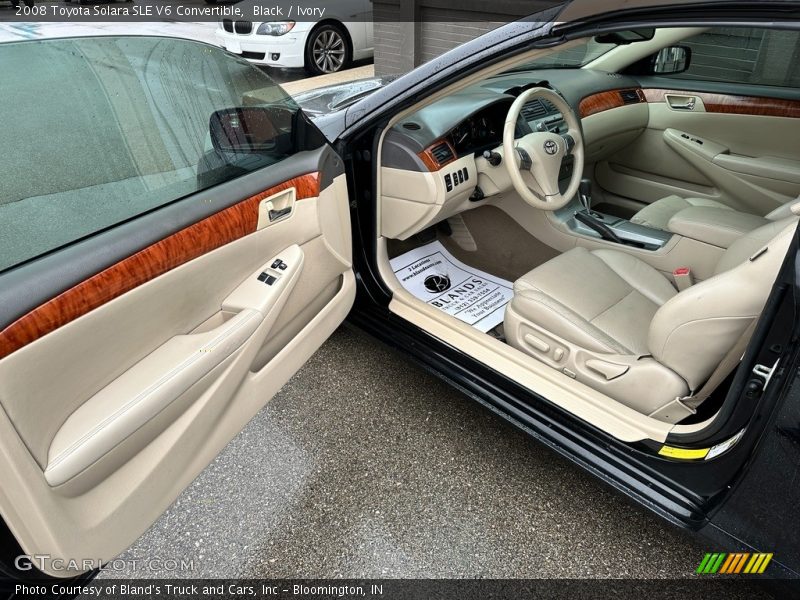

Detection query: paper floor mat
(389, 240), (513, 333)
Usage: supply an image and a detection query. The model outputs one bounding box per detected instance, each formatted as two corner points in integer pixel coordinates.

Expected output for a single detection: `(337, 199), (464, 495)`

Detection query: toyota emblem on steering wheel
(543, 140), (559, 155)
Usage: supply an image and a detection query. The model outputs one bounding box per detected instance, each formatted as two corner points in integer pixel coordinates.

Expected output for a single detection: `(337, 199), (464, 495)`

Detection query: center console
(564, 210), (673, 250)
(555, 179), (672, 251)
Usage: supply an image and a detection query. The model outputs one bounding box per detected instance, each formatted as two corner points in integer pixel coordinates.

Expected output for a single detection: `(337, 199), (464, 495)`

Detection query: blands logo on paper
(696, 552), (773, 574)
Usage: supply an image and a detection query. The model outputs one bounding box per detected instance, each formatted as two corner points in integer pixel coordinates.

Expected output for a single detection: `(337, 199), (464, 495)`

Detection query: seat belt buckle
(673, 267), (693, 291)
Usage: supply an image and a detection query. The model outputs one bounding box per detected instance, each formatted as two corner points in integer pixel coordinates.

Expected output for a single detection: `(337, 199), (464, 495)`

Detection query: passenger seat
(630, 194), (800, 233)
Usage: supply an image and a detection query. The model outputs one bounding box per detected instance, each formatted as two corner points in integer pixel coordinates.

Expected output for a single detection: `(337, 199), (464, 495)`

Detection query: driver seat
(504, 217), (797, 423)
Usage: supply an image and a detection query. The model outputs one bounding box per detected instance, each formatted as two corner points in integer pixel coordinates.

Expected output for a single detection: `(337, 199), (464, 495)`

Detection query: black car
(1, 0), (799, 591)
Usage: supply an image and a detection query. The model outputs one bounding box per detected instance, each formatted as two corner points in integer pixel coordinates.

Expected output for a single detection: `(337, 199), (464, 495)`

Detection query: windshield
(509, 39), (616, 70)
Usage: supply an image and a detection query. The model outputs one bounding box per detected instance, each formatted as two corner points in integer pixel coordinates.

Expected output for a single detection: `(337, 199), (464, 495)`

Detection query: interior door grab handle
(257, 188), (296, 229)
(665, 93), (697, 111)
(269, 206), (292, 221)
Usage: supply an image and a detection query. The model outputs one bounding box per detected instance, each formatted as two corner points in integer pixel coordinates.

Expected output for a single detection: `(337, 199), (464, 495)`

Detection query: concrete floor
(95, 325), (770, 594)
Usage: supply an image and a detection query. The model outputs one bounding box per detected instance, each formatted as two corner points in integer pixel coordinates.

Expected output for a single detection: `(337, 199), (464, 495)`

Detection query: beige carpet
(388, 205), (559, 283)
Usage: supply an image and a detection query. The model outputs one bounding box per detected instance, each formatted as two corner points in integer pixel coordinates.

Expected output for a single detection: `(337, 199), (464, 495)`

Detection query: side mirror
(651, 45), (692, 75)
(209, 106), (293, 154)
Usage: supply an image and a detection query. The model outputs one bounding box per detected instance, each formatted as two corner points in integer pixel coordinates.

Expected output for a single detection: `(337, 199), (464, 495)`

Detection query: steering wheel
(502, 87), (584, 211)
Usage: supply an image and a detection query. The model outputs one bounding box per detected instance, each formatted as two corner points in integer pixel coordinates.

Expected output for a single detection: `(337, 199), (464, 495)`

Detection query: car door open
(0, 36), (354, 578)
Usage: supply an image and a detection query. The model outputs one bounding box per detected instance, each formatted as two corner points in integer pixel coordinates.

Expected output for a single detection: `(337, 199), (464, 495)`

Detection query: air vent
(402, 122), (421, 131)
(521, 99), (558, 121)
(430, 142), (454, 165)
(620, 89), (642, 105)
(521, 99), (547, 121)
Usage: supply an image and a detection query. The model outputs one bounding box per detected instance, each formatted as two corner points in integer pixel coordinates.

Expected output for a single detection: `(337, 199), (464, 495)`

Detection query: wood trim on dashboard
(642, 88), (800, 119)
(0, 172), (320, 360)
(417, 140), (458, 172)
(578, 88), (646, 118)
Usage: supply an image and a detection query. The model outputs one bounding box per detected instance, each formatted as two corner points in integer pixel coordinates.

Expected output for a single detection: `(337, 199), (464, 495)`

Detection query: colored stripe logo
(696, 552), (773, 574)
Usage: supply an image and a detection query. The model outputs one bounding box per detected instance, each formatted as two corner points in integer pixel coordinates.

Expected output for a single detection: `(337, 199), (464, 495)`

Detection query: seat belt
(680, 319), (759, 410)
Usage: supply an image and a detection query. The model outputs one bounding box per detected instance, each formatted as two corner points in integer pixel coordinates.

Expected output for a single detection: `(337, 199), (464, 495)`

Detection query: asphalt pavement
(95, 325), (772, 596)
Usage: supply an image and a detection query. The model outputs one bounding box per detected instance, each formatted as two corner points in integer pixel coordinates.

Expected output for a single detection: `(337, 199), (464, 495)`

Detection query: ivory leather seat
(504, 217), (797, 423)
(630, 194), (799, 233)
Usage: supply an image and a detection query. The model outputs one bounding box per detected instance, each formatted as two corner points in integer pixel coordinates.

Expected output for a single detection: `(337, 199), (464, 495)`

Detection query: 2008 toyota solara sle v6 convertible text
(1, 0), (799, 587)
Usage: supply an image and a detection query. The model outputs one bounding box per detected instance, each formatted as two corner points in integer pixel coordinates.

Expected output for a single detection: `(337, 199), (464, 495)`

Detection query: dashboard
(382, 68), (645, 173)
(379, 67), (650, 240)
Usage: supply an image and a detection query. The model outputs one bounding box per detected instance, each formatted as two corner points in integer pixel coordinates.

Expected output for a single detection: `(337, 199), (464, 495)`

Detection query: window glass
(662, 27), (800, 86)
(510, 38), (616, 70)
(0, 36), (304, 273)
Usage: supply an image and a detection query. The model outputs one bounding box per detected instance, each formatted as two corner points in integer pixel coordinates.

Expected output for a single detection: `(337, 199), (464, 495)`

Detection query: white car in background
(215, 2), (373, 75)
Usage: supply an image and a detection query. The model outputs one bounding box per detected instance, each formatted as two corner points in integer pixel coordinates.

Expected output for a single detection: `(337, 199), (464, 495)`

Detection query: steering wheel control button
(516, 147), (532, 170)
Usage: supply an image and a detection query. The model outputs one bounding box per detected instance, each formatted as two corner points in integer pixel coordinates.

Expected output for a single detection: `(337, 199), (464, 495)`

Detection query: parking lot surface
(95, 325), (768, 595)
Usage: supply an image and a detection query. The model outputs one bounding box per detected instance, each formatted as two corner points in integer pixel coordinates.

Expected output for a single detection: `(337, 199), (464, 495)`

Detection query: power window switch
(271, 259), (282, 269)
(277, 262), (288, 270)
(257, 272), (269, 282)
(264, 275), (277, 285)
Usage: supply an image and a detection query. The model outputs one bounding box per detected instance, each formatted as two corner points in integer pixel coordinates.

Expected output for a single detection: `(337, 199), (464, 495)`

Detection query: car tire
(304, 23), (352, 76)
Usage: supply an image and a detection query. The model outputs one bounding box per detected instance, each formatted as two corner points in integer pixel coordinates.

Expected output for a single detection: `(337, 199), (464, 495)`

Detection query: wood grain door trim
(578, 88), (646, 118)
(642, 88), (800, 118)
(0, 172), (320, 361)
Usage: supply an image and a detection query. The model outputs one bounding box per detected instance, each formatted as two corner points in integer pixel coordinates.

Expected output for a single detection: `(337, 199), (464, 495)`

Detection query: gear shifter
(574, 178), (622, 243)
(577, 178), (603, 219)
(579, 178), (592, 213)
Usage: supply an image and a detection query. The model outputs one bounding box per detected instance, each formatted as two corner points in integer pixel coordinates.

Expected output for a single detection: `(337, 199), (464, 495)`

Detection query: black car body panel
(293, 77), (396, 118)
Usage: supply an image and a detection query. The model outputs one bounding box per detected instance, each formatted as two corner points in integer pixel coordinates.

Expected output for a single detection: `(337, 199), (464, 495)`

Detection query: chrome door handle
(268, 206), (292, 221)
(665, 94), (697, 111)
